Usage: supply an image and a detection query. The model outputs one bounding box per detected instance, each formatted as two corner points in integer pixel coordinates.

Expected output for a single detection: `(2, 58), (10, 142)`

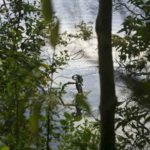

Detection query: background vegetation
(0, 0), (150, 149)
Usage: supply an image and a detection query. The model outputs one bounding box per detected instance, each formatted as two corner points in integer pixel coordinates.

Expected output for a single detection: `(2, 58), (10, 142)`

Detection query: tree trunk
(96, 0), (117, 149)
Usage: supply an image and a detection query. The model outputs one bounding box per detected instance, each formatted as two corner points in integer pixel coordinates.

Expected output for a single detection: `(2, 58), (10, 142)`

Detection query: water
(53, 0), (124, 33)
(51, 0), (126, 114)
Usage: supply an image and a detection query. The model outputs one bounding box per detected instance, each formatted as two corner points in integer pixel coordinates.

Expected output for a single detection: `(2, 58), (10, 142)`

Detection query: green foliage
(0, 0), (64, 149)
(112, 0), (150, 76)
(75, 92), (91, 114)
(75, 21), (93, 41)
(41, 0), (60, 48)
(1, 0), (150, 149)
(49, 20), (60, 48)
(58, 113), (100, 150)
(0, 142), (10, 150)
(0, 0), (94, 149)
(59, 21), (93, 41)
(58, 98), (150, 150)
(120, 74), (150, 108)
(0, 146), (10, 150)
(115, 99), (150, 150)
(41, 0), (53, 22)
(112, 1), (150, 149)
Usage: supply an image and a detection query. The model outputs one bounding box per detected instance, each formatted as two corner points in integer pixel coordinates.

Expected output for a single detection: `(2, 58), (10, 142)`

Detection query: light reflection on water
(53, 0), (124, 33)
(50, 0), (126, 113)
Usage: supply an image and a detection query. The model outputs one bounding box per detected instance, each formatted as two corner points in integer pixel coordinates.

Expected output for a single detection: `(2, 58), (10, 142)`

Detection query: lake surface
(51, 0), (127, 114)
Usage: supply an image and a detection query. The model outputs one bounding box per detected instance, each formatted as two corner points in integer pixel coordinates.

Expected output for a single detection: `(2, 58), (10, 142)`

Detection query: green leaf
(41, 0), (53, 22)
(64, 112), (72, 120)
(75, 93), (91, 114)
(60, 119), (67, 126)
(0, 146), (10, 150)
(30, 102), (41, 134)
(82, 129), (91, 142)
(50, 20), (60, 48)
(74, 116), (82, 122)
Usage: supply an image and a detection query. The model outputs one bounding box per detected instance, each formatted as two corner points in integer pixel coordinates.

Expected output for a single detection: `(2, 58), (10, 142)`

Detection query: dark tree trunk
(96, 0), (117, 150)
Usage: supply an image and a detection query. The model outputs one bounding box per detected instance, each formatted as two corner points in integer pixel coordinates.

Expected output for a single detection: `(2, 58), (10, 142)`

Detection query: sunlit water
(50, 0), (128, 115)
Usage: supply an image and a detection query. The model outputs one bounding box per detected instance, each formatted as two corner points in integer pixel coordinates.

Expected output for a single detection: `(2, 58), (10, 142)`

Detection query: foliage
(75, 21), (93, 41)
(116, 98), (150, 150)
(58, 113), (100, 150)
(119, 74), (150, 108)
(41, 0), (60, 48)
(112, 1), (150, 149)
(0, 0), (47, 149)
(74, 92), (91, 114)
(57, 98), (150, 150)
(0, 0), (95, 149)
(41, 0), (53, 23)
(60, 21), (93, 42)
(0, 0), (68, 149)
(2, 0), (150, 149)
(112, 0), (150, 77)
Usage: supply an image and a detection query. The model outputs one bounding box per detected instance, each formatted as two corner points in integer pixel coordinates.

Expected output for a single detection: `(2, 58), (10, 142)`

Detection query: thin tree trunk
(96, 0), (117, 149)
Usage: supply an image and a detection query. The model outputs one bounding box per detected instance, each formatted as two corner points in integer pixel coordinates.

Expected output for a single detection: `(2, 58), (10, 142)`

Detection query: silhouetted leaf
(144, 116), (150, 124)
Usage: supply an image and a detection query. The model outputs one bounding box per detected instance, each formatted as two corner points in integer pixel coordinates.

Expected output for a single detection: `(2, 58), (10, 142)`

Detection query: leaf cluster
(112, 0), (150, 76)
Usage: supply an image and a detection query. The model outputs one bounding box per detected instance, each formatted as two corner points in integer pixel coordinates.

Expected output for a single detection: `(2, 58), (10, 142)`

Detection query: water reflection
(51, 0), (125, 113)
